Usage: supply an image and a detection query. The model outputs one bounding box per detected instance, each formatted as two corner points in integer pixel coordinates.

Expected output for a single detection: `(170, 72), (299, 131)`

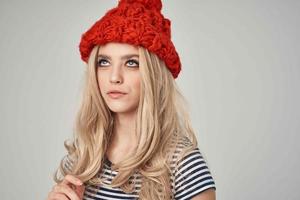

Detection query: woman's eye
(97, 59), (139, 68)
(126, 59), (139, 67)
(97, 59), (109, 67)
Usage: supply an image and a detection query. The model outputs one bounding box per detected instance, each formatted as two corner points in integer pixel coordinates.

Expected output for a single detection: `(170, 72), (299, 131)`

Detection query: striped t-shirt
(63, 137), (216, 199)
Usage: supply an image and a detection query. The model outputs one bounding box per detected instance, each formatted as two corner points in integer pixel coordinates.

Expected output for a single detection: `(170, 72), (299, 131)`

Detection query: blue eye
(97, 58), (139, 68)
(97, 59), (109, 67)
(127, 59), (139, 67)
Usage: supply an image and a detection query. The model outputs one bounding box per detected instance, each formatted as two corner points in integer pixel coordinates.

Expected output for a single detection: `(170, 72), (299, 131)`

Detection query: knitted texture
(78, 0), (181, 79)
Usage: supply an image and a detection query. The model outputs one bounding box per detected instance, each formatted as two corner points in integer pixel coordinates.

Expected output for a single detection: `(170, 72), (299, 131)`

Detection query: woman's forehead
(98, 42), (139, 55)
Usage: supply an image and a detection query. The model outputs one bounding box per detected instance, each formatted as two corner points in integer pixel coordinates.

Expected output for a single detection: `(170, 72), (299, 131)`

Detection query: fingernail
(77, 179), (82, 185)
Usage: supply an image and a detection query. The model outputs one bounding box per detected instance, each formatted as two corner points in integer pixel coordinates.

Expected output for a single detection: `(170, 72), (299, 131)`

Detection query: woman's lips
(108, 92), (126, 99)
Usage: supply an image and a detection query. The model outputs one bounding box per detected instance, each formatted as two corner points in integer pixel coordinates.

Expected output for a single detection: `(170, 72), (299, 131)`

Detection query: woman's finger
(46, 175), (84, 200)
(52, 184), (81, 200)
(74, 184), (85, 199)
(62, 174), (83, 186)
(47, 192), (70, 200)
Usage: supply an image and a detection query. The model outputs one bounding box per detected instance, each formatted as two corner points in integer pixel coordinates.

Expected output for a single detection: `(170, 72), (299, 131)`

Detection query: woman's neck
(106, 111), (138, 164)
(112, 110), (138, 144)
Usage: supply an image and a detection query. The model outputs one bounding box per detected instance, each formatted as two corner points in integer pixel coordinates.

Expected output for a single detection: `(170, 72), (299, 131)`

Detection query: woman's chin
(108, 105), (137, 114)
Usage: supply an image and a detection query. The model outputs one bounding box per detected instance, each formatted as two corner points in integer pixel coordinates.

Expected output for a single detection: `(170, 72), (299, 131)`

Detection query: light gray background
(0, 0), (299, 199)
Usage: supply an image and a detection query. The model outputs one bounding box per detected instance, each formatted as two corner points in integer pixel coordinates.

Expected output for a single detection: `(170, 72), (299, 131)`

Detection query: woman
(47, 0), (216, 199)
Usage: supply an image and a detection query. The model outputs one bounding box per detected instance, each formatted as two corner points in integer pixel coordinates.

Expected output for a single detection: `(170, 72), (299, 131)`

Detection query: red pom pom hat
(78, 0), (181, 79)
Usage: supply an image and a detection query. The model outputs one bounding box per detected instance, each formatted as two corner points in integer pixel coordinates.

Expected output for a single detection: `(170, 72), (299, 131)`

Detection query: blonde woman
(47, 0), (216, 199)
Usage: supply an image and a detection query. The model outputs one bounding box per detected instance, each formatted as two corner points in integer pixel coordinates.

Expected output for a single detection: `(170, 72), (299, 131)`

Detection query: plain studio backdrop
(0, 0), (299, 199)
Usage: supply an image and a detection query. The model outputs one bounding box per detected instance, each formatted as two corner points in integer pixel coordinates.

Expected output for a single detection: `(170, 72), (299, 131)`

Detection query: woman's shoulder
(61, 153), (76, 173)
(169, 135), (217, 199)
(169, 135), (195, 162)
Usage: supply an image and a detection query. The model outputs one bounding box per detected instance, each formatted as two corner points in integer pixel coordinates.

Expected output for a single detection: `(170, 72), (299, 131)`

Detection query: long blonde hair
(53, 44), (198, 199)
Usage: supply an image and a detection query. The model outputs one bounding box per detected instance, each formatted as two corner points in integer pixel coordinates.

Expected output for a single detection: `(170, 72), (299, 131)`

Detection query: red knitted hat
(78, 0), (181, 79)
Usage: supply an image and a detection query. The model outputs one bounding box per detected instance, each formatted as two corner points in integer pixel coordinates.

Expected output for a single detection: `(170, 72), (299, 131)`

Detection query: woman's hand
(46, 174), (85, 200)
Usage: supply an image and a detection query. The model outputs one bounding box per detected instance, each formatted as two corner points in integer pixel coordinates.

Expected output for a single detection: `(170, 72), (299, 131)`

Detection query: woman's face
(97, 42), (141, 114)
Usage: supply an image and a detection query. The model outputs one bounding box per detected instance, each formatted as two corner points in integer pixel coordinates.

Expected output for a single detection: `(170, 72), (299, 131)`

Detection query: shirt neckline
(104, 154), (114, 167)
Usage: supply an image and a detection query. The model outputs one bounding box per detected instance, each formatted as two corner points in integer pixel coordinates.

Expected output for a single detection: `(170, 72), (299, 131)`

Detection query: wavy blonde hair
(53, 44), (198, 199)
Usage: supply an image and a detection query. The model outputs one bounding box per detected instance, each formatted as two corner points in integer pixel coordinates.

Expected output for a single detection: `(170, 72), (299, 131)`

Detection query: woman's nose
(109, 65), (123, 84)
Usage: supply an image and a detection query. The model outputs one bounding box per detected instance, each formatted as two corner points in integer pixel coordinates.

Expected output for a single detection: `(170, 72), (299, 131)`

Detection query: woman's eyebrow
(97, 54), (139, 60)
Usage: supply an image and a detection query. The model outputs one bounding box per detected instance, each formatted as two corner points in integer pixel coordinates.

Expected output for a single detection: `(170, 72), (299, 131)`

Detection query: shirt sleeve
(174, 147), (216, 200)
(62, 154), (75, 173)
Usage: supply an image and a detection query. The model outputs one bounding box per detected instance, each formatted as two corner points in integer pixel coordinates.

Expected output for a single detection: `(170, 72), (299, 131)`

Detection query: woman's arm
(191, 188), (216, 200)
